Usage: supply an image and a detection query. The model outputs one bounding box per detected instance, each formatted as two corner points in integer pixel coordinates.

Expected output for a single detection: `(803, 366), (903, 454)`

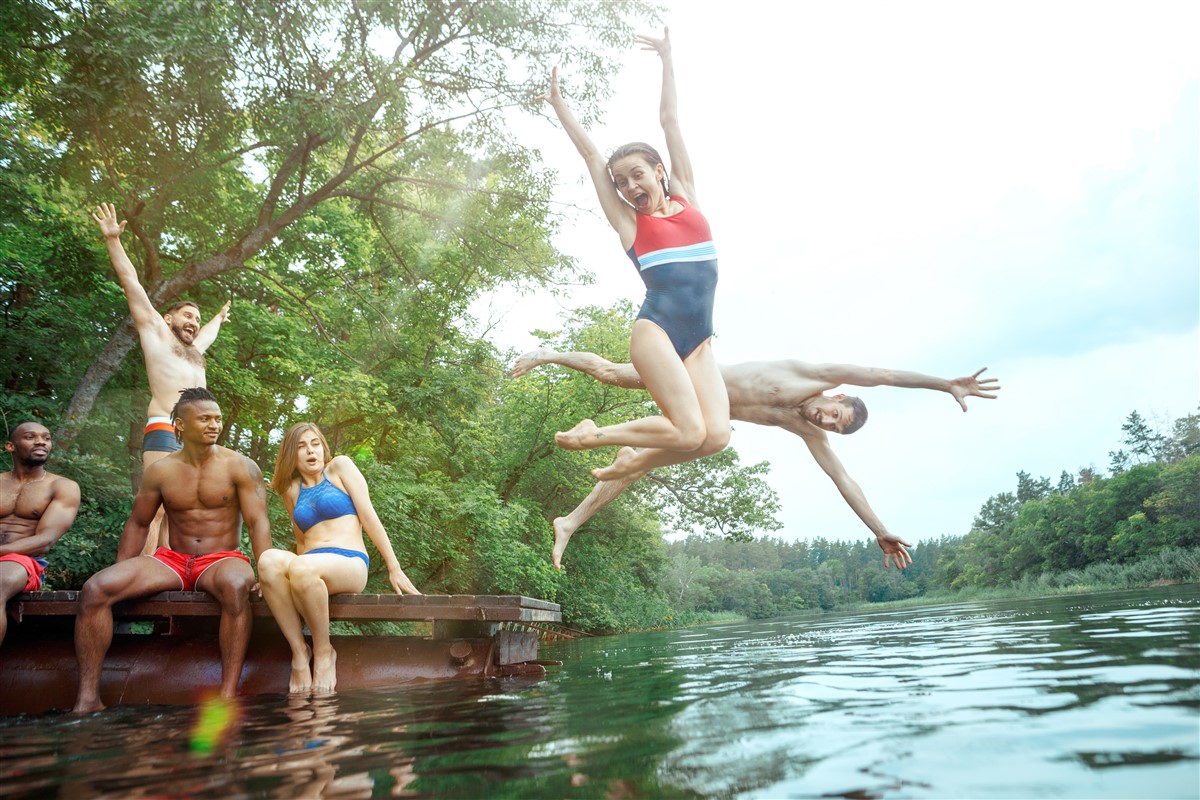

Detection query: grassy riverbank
(652, 547), (1200, 630)
(803, 546), (1200, 617)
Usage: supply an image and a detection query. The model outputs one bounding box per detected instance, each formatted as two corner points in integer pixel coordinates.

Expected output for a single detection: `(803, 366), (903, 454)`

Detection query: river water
(1, 585), (1197, 798)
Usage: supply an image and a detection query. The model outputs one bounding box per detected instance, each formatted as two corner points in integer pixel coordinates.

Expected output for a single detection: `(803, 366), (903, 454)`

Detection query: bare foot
(512, 348), (555, 378)
(71, 698), (106, 714)
(289, 645), (313, 695)
(312, 648), (337, 695)
(552, 517), (576, 570)
(591, 447), (643, 481)
(555, 419), (600, 451)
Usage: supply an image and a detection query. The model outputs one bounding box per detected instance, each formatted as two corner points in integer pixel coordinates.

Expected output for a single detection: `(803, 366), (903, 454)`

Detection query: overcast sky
(483, 0), (1199, 546)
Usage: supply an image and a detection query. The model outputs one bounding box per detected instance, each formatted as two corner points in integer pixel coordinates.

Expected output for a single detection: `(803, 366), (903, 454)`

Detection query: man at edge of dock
(1, 421), (81, 648)
(72, 388), (270, 713)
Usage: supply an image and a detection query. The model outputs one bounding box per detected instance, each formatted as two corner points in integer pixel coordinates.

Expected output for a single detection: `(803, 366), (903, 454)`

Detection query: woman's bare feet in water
(289, 645), (313, 695)
(71, 697), (106, 714)
(312, 649), (337, 695)
(591, 446), (642, 481)
(555, 419), (601, 451)
(511, 348), (555, 378)
(552, 517), (576, 570)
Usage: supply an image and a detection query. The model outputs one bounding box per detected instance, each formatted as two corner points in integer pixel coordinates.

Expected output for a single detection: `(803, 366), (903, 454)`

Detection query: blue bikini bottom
(304, 547), (369, 568)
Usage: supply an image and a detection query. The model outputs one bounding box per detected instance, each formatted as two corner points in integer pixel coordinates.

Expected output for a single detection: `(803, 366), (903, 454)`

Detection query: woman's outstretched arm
(638, 28), (696, 204)
(542, 66), (637, 244)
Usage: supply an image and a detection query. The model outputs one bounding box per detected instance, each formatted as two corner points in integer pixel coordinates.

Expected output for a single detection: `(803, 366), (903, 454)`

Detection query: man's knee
(207, 568), (254, 610)
(78, 570), (124, 611)
(0, 566), (29, 601)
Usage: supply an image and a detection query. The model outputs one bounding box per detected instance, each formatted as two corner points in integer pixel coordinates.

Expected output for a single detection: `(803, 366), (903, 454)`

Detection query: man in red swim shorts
(1, 421), (81, 648)
(72, 388), (271, 713)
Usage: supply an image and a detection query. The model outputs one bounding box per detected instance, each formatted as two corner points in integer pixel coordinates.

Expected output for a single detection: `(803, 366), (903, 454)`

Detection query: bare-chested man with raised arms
(93, 202), (231, 555)
(1, 421), (81, 648)
(512, 349), (1000, 570)
(73, 388), (270, 713)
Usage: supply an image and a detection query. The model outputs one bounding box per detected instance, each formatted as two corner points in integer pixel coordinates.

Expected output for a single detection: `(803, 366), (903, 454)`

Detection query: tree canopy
(3, 0), (791, 632)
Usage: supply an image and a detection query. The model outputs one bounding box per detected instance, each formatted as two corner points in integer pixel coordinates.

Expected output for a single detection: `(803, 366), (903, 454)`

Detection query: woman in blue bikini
(260, 422), (420, 694)
(543, 28), (730, 568)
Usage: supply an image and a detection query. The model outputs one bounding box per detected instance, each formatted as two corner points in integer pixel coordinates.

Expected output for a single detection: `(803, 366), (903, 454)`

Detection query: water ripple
(1, 585), (1197, 798)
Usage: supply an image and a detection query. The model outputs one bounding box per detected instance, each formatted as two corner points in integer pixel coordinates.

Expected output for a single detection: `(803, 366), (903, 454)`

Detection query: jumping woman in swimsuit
(259, 423), (420, 694)
(544, 28), (730, 567)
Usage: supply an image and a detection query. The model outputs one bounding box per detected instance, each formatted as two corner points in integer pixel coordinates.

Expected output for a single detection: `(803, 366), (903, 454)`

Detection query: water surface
(2, 585), (1197, 798)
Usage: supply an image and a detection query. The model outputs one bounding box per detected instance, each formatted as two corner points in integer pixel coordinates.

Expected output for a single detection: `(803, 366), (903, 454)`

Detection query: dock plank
(9, 592), (562, 624)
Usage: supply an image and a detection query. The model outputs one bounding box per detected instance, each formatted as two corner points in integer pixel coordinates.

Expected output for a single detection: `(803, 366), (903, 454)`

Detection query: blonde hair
(270, 422), (332, 495)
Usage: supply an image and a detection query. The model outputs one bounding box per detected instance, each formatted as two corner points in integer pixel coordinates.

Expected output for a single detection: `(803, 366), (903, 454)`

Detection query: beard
(172, 320), (196, 344)
(21, 453), (49, 468)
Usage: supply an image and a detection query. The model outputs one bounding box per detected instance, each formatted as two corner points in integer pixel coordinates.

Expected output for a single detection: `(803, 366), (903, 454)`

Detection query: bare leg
(73, 558), (180, 713)
(562, 333), (730, 471)
(286, 554), (368, 694)
(555, 322), (720, 452)
(257, 549), (314, 693)
(140, 451), (172, 556)
(512, 348), (645, 389)
(552, 460), (643, 569)
(196, 559), (256, 700)
(0, 564), (30, 648)
(592, 341), (731, 480)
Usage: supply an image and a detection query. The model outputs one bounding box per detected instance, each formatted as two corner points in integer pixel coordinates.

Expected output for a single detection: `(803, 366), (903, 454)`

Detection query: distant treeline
(666, 410), (1200, 619)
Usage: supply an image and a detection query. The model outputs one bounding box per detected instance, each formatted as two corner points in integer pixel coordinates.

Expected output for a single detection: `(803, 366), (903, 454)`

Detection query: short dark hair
(171, 387), (218, 443)
(841, 396), (868, 435)
(7, 419), (44, 443)
(171, 387), (218, 423)
(164, 300), (199, 316)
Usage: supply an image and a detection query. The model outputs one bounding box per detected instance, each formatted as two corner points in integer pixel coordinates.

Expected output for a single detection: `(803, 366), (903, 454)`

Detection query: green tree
(1, 0), (654, 442)
(1120, 410), (1167, 464)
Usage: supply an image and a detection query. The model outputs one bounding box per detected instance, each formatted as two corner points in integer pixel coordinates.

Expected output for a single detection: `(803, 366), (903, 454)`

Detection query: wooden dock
(0, 591), (564, 715)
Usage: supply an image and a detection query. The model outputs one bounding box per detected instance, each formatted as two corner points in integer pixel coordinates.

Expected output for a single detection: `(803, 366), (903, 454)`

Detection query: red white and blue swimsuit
(625, 197), (718, 360)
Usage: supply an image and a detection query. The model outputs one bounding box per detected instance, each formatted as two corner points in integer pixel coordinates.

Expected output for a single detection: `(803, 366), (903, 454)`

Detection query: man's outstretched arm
(92, 203), (162, 333)
(512, 349), (645, 389)
(193, 300), (231, 353)
(810, 364), (1001, 411)
(800, 431), (913, 569)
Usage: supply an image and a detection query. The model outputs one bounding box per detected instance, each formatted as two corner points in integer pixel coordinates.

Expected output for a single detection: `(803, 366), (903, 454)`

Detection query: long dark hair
(270, 422), (332, 495)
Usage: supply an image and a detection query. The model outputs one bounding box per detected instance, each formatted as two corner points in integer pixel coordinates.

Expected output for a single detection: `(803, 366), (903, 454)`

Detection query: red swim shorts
(147, 547), (250, 591)
(0, 553), (48, 592)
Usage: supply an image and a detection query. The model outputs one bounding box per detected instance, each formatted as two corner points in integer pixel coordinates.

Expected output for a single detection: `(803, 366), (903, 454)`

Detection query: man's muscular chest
(161, 471), (236, 511)
(0, 477), (52, 521)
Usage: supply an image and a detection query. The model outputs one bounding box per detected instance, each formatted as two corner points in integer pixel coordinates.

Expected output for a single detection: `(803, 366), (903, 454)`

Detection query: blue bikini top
(293, 474), (358, 533)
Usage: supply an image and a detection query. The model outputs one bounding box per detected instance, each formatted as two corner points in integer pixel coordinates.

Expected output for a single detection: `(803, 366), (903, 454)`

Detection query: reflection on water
(1, 585), (1197, 798)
